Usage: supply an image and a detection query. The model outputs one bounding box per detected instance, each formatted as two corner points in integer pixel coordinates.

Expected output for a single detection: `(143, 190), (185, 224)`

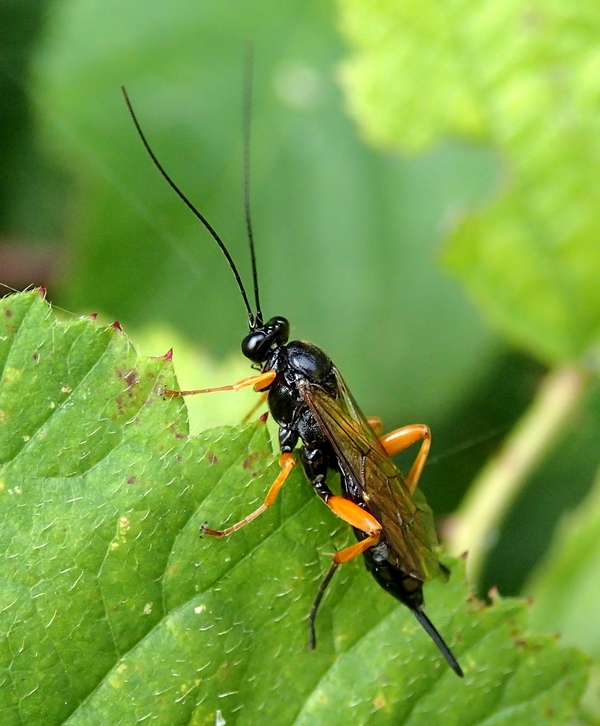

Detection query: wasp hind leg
(308, 559), (338, 651)
(307, 501), (381, 651)
(375, 423), (431, 494)
(301, 446), (382, 649)
(366, 417), (383, 436)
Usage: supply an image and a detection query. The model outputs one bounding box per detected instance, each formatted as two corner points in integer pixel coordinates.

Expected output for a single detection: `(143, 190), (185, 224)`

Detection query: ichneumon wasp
(121, 66), (464, 678)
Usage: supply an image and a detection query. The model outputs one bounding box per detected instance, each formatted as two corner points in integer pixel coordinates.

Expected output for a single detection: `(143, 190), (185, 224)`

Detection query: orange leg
(201, 453), (295, 537)
(367, 417), (383, 437)
(163, 369), (276, 397)
(325, 495), (381, 563)
(308, 495), (382, 650)
(378, 423), (430, 494)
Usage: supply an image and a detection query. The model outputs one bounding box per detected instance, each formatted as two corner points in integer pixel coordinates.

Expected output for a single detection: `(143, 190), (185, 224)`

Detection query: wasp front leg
(162, 369), (276, 397)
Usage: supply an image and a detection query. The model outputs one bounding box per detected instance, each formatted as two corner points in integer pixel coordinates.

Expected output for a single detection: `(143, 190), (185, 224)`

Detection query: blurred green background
(0, 0), (598, 607)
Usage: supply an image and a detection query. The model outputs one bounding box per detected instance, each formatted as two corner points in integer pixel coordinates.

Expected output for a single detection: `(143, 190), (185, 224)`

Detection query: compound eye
(241, 330), (267, 363)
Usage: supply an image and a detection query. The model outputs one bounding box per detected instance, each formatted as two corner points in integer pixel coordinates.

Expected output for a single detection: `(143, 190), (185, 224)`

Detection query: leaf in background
(0, 291), (590, 724)
(525, 462), (600, 724)
(527, 466), (600, 661)
(31, 0), (500, 430)
(134, 324), (253, 435)
(339, 1), (600, 365)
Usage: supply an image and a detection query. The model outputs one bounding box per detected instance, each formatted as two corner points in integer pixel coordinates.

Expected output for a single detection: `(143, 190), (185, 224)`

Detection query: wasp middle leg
(201, 452), (295, 537)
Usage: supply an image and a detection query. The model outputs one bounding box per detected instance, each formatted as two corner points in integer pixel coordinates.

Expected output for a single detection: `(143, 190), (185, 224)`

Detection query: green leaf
(338, 1), (600, 365)
(527, 467), (600, 660)
(134, 324), (254, 436)
(525, 462), (600, 724)
(31, 0), (500, 431)
(0, 292), (590, 724)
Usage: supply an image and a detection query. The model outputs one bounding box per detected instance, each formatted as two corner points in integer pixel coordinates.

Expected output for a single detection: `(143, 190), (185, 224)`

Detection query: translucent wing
(297, 370), (440, 581)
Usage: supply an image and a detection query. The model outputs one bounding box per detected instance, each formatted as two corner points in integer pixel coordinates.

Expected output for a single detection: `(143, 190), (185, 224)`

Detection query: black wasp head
(242, 316), (289, 363)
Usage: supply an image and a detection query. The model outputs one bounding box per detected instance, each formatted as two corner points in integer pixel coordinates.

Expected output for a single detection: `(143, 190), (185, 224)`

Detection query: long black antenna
(121, 86), (256, 327)
(243, 44), (263, 324)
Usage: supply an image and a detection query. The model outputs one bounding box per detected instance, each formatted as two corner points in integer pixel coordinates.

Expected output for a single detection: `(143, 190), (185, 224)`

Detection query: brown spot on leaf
(243, 452), (260, 470)
(467, 594), (487, 610)
(125, 369), (139, 387)
(4, 309), (12, 318)
(373, 694), (386, 710)
(127, 476), (136, 485)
